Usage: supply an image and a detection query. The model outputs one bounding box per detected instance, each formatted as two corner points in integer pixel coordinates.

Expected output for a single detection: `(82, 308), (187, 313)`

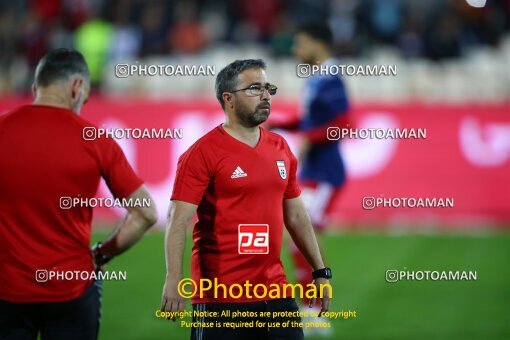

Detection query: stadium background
(0, 0), (509, 339)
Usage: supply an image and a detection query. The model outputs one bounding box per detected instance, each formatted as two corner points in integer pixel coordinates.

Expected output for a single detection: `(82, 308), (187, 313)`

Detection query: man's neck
(33, 94), (71, 111)
(222, 121), (260, 148)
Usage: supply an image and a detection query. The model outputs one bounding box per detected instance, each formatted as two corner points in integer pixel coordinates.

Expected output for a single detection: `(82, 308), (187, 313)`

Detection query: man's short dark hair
(215, 59), (266, 109)
(297, 23), (333, 48)
(35, 49), (90, 87)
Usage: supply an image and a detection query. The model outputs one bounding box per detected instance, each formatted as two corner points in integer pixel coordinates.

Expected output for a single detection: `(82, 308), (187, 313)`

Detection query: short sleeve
(171, 144), (212, 205)
(98, 138), (143, 199)
(284, 145), (301, 199)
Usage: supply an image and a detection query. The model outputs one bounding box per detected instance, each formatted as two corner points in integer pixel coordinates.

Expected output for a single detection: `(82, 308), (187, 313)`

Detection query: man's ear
(70, 77), (84, 100)
(222, 92), (234, 109)
(31, 83), (36, 98)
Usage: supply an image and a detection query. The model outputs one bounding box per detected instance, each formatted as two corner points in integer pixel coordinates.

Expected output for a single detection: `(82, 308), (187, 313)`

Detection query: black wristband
(92, 242), (112, 266)
(312, 267), (332, 279)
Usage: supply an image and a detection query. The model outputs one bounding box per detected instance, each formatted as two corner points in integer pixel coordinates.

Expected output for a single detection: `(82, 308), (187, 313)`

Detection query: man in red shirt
(0, 49), (157, 340)
(160, 59), (332, 340)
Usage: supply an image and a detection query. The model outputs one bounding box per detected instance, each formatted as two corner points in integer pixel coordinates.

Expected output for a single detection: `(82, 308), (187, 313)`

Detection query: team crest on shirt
(276, 160), (286, 179)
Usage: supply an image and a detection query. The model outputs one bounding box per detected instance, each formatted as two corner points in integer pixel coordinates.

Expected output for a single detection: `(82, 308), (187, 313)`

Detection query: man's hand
(92, 185), (157, 262)
(309, 277), (332, 316)
(160, 277), (186, 321)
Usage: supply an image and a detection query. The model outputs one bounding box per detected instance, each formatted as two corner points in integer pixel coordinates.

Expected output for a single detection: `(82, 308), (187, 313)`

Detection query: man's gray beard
(235, 108), (269, 128)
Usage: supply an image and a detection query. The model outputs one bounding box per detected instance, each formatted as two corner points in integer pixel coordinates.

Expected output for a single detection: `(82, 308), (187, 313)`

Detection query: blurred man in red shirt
(0, 49), (157, 340)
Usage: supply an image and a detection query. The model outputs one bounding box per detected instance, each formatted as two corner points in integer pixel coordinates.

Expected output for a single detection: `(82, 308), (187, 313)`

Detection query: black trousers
(191, 298), (304, 340)
(0, 280), (102, 340)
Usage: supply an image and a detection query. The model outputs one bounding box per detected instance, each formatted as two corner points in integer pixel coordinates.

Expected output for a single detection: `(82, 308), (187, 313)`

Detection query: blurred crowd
(0, 0), (509, 93)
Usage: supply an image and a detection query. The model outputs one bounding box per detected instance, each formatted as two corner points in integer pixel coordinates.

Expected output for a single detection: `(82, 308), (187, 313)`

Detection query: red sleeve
(171, 143), (212, 205)
(98, 138), (143, 199)
(304, 113), (351, 144)
(268, 116), (301, 131)
(269, 112), (351, 144)
(284, 144), (301, 199)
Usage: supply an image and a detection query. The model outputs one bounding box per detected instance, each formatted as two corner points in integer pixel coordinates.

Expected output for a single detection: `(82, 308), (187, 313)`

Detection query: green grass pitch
(92, 229), (510, 340)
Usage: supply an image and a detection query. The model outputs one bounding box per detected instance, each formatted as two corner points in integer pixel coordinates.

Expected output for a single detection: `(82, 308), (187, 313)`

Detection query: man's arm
(283, 196), (331, 312)
(160, 200), (197, 320)
(93, 185), (157, 262)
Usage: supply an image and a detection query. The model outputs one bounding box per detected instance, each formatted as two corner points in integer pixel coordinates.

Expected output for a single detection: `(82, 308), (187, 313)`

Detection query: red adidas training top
(0, 105), (142, 303)
(171, 124), (301, 303)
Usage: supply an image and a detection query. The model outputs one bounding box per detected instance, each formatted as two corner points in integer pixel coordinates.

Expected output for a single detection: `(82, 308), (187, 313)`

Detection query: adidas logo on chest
(231, 166), (247, 179)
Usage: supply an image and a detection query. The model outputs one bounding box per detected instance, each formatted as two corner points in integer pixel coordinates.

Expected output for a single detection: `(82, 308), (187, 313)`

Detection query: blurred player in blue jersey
(271, 23), (349, 334)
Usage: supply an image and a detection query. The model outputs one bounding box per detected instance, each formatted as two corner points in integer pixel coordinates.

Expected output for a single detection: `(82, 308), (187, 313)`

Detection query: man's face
(232, 68), (272, 128)
(292, 32), (317, 64)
